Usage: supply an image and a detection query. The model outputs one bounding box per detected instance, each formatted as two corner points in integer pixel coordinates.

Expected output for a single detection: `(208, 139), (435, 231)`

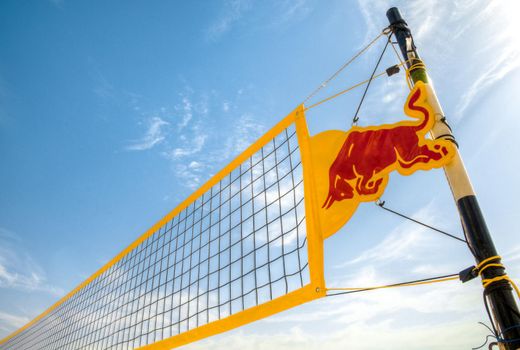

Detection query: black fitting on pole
(387, 7), (520, 349)
(386, 7), (427, 83)
(386, 7), (414, 63)
(386, 7), (407, 27)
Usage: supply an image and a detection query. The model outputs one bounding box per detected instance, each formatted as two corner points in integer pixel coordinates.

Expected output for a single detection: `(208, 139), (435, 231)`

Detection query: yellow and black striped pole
(387, 7), (520, 349)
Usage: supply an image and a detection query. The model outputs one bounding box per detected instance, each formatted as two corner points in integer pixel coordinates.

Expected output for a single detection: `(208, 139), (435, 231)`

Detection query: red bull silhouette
(322, 82), (455, 210)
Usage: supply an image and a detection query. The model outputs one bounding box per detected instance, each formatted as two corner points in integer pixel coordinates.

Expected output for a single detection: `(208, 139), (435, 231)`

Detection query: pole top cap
(386, 7), (407, 26)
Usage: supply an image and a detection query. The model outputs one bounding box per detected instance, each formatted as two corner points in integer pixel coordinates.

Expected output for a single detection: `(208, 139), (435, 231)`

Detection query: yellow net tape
(0, 106), (325, 350)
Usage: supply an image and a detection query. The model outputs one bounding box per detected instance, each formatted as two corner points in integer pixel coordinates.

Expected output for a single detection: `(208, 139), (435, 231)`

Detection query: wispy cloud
(122, 88), (212, 190)
(334, 204), (438, 269)
(0, 228), (63, 297)
(91, 70), (115, 100)
(271, 0), (313, 27)
(160, 87), (263, 190)
(206, 0), (252, 41)
(164, 132), (207, 160)
(164, 111), (264, 190)
(222, 101), (230, 112)
(178, 97), (193, 129)
(356, 0), (520, 121)
(504, 245), (520, 267)
(172, 161), (208, 190)
(457, 42), (520, 118)
(122, 82), (265, 193)
(453, 1), (520, 118)
(188, 286), (484, 349)
(126, 117), (169, 151)
(222, 113), (265, 159)
(0, 311), (29, 334)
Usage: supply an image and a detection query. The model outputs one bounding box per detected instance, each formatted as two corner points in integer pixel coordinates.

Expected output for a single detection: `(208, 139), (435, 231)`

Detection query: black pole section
(387, 7), (520, 349)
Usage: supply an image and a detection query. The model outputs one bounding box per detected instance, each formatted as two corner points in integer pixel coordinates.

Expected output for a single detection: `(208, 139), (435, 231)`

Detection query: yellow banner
(309, 81), (455, 238)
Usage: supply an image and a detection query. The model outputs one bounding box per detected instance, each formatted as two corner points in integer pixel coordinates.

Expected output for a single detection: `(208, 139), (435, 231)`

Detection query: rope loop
(474, 255), (520, 299)
(404, 60), (426, 89)
(382, 26), (392, 35)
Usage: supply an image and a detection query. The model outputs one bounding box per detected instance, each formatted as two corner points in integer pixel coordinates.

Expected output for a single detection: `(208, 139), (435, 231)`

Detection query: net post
(387, 7), (520, 349)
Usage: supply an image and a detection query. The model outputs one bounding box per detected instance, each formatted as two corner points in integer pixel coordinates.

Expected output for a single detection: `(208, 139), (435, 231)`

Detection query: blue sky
(1, 0), (520, 349)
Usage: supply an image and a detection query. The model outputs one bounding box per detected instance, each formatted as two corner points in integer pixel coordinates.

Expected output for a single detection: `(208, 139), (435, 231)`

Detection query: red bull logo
(308, 81), (455, 238)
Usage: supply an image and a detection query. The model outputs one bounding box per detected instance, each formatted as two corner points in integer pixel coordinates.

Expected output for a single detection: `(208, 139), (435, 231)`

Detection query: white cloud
(222, 114), (265, 159)
(206, 0), (252, 41)
(355, 0), (520, 121)
(323, 267), (477, 323)
(166, 133), (207, 160)
(457, 49), (520, 117)
(272, 0), (312, 26)
(222, 101), (230, 112)
(453, 2), (520, 118)
(119, 85), (263, 200)
(188, 160), (204, 170)
(122, 89), (210, 190)
(334, 204), (437, 268)
(174, 163), (204, 190)
(178, 97), (193, 129)
(504, 245), (520, 266)
(161, 96), (263, 190)
(0, 228), (63, 297)
(126, 116), (169, 151)
(188, 299), (485, 350)
(0, 227), (19, 242)
(176, 93), (209, 129)
(0, 311), (29, 334)
(92, 71), (115, 100)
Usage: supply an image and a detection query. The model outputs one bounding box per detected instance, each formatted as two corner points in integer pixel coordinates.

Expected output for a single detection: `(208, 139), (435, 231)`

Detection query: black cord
(352, 34), (392, 125)
(483, 292), (499, 336)
(325, 273), (459, 297)
(472, 334), (498, 350)
(376, 201), (467, 243)
(479, 322), (497, 336)
(488, 342), (498, 350)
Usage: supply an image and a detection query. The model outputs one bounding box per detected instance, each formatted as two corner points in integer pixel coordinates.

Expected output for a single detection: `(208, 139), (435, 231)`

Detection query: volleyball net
(0, 106), (326, 350)
(0, 26), (471, 349)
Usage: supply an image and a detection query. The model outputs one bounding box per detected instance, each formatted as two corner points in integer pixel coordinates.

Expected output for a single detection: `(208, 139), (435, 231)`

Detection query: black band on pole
(386, 7), (520, 349)
(458, 195), (520, 346)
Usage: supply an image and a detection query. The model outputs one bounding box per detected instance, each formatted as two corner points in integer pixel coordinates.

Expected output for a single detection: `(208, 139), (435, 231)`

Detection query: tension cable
(325, 273), (459, 297)
(375, 200), (467, 244)
(304, 67), (396, 111)
(352, 33), (392, 125)
(302, 29), (389, 105)
(304, 28), (407, 114)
